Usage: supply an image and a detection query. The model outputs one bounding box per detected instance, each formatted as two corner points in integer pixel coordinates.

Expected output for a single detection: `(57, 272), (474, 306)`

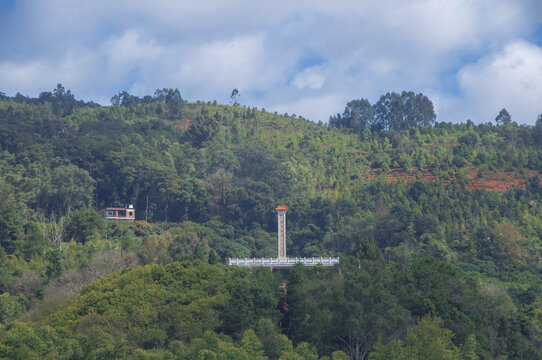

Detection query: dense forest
(1, 85), (542, 359)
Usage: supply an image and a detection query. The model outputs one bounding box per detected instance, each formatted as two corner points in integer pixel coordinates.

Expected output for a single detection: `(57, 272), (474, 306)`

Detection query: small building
(102, 205), (135, 222)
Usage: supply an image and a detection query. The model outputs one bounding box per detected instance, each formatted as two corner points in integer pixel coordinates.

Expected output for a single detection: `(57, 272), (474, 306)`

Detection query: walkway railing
(228, 257), (340, 268)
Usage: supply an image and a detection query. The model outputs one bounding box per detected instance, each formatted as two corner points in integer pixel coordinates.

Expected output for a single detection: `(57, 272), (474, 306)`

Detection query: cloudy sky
(1, 0), (542, 124)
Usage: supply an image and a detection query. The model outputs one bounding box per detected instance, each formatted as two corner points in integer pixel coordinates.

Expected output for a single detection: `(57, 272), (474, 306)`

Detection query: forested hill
(1, 86), (542, 359)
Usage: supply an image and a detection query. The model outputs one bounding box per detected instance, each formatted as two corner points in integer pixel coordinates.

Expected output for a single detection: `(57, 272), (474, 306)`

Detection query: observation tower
(229, 206), (339, 270)
(276, 205), (288, 259)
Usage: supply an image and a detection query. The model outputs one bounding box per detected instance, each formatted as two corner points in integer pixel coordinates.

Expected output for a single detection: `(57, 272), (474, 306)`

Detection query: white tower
(276, 206), (288, 259)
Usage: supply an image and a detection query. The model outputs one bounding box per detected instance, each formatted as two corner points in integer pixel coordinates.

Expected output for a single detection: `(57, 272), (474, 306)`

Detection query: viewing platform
(229, 206), (339, 270)
(228, 257), (340, 269)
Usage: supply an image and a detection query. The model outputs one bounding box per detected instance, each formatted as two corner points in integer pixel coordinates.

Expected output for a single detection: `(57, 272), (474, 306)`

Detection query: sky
(1, 0), (542, 124)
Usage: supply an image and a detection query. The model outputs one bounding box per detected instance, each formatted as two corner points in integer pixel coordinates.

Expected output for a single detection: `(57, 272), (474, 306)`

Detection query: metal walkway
(228, 257), (340, 268)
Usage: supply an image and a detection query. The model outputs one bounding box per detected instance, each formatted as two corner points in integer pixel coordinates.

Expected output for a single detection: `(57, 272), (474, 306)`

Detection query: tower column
(276, 206), (288, 259)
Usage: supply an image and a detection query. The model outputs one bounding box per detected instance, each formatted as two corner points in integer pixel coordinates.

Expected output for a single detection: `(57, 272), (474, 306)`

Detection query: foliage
(370, 316), (461, 360)
(330, 91), (436, 133)
(0, 87), (542, 358)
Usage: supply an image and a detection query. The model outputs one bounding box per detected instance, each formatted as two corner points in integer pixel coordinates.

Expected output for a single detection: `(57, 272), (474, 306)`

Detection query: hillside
(1, 87), (542, 359)
(370, 167), (542, 191)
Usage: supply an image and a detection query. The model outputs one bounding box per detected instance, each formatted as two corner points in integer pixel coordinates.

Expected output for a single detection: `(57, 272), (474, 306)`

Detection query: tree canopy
(0, 86), (541, 359)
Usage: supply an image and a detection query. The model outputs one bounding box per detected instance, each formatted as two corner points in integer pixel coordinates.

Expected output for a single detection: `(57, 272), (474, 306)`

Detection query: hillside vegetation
(1, 86), (542, 359)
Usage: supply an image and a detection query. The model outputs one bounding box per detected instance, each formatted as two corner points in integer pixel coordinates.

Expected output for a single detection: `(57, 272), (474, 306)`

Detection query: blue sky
(1, 0), (541, 124)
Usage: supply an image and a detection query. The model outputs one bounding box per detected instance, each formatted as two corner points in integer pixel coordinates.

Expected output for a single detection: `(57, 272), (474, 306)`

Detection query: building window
(129, 211), (133, 216)
(106, 211), (114, 216)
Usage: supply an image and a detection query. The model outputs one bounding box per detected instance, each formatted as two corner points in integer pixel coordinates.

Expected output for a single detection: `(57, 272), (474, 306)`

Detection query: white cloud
(175, 34), (276, 94)
(293, 66), (326, 90)
(272, 93), (346, 122)
(0, 0), (541, 122)
(0, 52), (95, 97)
(0, 30), (164, 100)
(369, 58), (395, 75)
(457, 40), (542, 124)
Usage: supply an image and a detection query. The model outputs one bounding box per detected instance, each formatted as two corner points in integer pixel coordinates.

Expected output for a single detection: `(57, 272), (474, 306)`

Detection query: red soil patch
(369, 167), (542, 192)
(175, 118), (191, 130)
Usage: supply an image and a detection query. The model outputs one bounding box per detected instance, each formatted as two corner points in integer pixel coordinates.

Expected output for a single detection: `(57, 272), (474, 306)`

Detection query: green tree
(330, 99), (373, 134)
(369, 340), (403, 360)
(154, 88), (183, 116)
(372, 91), (435, 131)
(288, 258), (409, 360)
(230, 88), (240, 105)
(20, 222), (47, 259)
(495, 108), (511, 126)
(369, 316), (461, 360)
(460, 333), (480, 360)
(187, 113), (220, 147)
(0, 178), (23, 254)
(193, 243), (206, 261)
(402, 91), (436, 128)
(0, 293), (26, 324)
(45, 248), (64, 280)
(221, 268), (280, 337)
(168, 231), (201, 261)
(65, 208), (105, 243)
(492, 222), (526, 264)
(208, 249), (219, 264)
(45, 164), (95, 216)
(240, 329), (266, 359)
(255, 318), (283, 359)
(402, 316), (460, 360)
(352, 236), (384, 262)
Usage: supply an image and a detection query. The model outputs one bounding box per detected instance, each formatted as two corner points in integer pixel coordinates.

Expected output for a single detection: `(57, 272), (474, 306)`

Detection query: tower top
(275, 205), (288, 211)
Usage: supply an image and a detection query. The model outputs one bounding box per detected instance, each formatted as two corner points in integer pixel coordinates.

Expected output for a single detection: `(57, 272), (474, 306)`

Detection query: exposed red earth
(370, 167), (542, 191)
